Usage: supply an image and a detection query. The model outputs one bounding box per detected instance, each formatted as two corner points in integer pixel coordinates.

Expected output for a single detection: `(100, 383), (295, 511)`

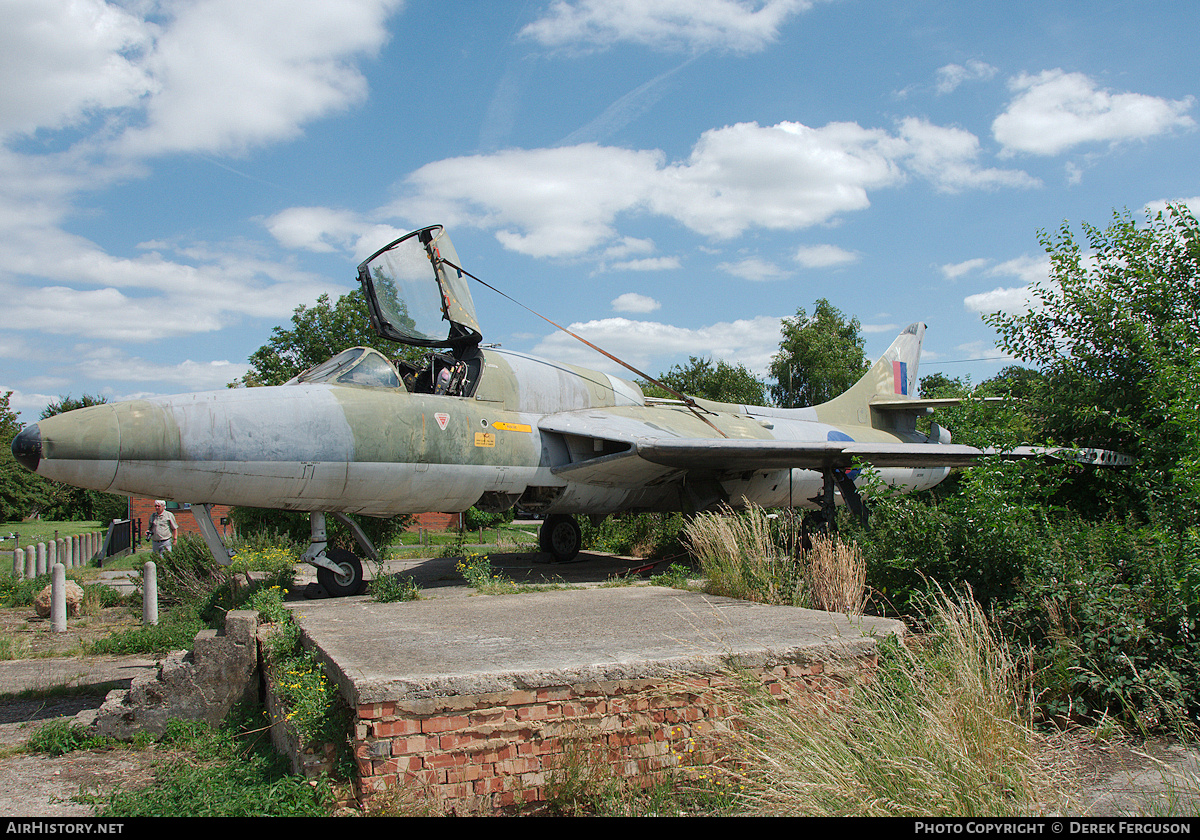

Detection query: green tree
(40, 394), (107, 418)
(642, 357), (767, 405)
(237, 288), (416, 387)
(0, 392), (46, 521)
(769, 299), (869, 407)
(917, 372), (968, 399)
(984, 204), (1200, 523)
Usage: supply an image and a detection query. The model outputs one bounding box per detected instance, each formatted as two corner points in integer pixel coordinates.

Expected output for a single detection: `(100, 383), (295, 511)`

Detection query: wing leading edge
(635, 439), (1133, 473)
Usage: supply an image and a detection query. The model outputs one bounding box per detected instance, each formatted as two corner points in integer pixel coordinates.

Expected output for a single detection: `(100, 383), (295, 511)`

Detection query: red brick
(372, 718), (423, 737)
(423, 715), (469, 733)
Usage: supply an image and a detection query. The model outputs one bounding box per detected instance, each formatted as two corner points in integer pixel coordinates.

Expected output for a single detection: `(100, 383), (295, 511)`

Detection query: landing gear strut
(805, 466), (869, 538)
(539, 514), (582, 562)
(301, 511), (375, 597)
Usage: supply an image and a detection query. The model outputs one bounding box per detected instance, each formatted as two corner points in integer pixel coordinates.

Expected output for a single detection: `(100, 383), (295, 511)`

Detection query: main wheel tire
(316, 548), (364, 597)
(539, 514), (582, 562)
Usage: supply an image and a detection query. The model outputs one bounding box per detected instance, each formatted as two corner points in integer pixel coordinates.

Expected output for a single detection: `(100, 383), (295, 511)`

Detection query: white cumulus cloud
(934, 60), (998, 95)
(396, 117), (1035, 259)
(521, 0), (814, 54)
(612, 292), (661, 313)
(993, 69), (1195, 156)
(794, 244), (857, 268)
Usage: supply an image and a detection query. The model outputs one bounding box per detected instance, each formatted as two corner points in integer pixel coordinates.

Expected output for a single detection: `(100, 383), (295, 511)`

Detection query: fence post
(143, 561), (158, 626)
(12, 548), (22, 580)
(51, 563), (67, 633)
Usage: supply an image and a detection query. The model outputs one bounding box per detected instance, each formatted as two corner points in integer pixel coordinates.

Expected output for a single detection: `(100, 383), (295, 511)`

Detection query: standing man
(148, 500), (178, 555)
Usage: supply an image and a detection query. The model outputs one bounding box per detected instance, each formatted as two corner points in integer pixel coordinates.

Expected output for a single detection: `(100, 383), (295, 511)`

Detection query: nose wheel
(538, 514), (582, 562)
(316, 548), (365, 597)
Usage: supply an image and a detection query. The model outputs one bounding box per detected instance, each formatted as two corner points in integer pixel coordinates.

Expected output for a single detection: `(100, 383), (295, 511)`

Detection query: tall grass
(684, 505), (866, 614)
(712, 589), (1058, 816)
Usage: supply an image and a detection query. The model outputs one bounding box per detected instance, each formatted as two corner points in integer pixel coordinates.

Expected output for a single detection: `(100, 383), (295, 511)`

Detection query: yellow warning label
(474, 432), (496, 448)
(491, 422), (532, 433)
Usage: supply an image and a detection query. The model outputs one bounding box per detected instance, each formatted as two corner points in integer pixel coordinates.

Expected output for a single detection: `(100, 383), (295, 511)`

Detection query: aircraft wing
(636, 441), (1133, 471)
(539, 410), (1131, 488)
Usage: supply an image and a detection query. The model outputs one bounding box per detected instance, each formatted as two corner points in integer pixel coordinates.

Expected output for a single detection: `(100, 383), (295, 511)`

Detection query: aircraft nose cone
(11, 424), (41, 473)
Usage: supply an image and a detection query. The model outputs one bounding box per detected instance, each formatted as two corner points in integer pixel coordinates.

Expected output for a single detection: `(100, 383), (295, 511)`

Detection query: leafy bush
(581, 512), (687, 559)
(461, 505), (513, 530)
(996, 520), (1200, 733)
(228, 507), (409, 554)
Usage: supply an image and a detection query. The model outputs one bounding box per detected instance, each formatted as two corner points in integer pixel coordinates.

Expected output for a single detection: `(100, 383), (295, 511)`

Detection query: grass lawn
(1, 520), (108, 552)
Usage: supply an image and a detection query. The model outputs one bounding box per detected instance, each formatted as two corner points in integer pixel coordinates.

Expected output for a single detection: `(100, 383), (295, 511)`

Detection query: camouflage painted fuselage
(20, 343), (947, 518)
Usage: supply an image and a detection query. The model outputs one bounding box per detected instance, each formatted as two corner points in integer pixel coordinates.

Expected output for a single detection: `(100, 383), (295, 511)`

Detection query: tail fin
(813, 323), (925, 427)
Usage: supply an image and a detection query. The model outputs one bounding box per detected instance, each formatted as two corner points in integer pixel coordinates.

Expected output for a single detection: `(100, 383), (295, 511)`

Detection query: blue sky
(2, 0), (1197, 420)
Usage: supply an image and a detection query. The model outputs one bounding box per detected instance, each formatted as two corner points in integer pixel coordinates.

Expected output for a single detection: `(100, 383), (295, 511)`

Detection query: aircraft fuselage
(16, 344), (947, 519)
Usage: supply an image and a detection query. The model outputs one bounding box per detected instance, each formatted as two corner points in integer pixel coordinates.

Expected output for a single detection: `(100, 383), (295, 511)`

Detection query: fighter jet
(10, 225), (1131, 596)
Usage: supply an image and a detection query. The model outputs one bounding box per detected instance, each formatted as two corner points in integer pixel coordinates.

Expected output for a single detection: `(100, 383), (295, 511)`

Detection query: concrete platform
(290, 585), (904, 705)
(284, 574), (904, 810)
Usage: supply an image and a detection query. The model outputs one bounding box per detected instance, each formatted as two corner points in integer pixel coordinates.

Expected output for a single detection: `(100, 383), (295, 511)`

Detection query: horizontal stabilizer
(870, 396), (1008, 412)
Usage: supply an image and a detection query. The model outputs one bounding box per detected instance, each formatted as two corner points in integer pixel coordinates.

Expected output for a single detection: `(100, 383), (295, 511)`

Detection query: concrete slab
(289, 585), (904, 705)
(294, 549), (677, 596)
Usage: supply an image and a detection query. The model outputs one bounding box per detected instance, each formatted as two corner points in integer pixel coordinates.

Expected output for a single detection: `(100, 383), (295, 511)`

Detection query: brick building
(128, 497), (236, 542)
(128, 497), (460, 542)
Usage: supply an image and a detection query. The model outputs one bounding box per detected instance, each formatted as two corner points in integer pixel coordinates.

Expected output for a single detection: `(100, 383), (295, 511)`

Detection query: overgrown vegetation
(74, 712), (335, 817)
(718, 589), (1058, 816)
(580, 512), (689, 560)
(685, 506), (867, 614)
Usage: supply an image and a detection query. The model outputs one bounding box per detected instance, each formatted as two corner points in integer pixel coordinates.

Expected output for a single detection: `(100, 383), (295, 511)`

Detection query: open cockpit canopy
(357, 225), (482, 348)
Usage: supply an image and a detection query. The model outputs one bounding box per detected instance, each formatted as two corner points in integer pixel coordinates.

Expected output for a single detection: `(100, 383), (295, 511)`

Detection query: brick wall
(343, 659), (869, 814)
(407, 512), (460, 532)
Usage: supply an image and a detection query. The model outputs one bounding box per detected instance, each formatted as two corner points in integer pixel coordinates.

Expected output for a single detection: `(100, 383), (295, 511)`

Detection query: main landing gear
(538, 514), (582, 562)
(802, 466), (869, 544)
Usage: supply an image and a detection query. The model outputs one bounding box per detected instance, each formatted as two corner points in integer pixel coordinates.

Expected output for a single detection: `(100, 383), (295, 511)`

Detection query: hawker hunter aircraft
(10, 226), (1130, 596)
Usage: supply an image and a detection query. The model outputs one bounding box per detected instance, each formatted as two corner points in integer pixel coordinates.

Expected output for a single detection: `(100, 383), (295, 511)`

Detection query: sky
(1, 0), (1197, 421)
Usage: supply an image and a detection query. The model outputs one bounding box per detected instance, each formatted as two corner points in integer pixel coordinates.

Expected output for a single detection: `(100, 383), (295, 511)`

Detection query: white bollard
(142, 561), (158, 626)
(12, 548), (22, 579)
(51, 563), (66, 633)
(24, 546), (35, 579)
(36, 543), (46, 576)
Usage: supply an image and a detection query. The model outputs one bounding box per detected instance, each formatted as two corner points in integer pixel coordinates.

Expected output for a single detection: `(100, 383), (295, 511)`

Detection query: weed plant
(82, 712), (335, 817)
(648, 563), (695, 590)
(456, 552), (519, 594)
(86, 538), (296, 657)
(684, 504), (867, 613)
(85, 607), (205, 656)
(250, 585), (353, 759)
(715, 588), (1057, 816)
(369, 571), (420, 603)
